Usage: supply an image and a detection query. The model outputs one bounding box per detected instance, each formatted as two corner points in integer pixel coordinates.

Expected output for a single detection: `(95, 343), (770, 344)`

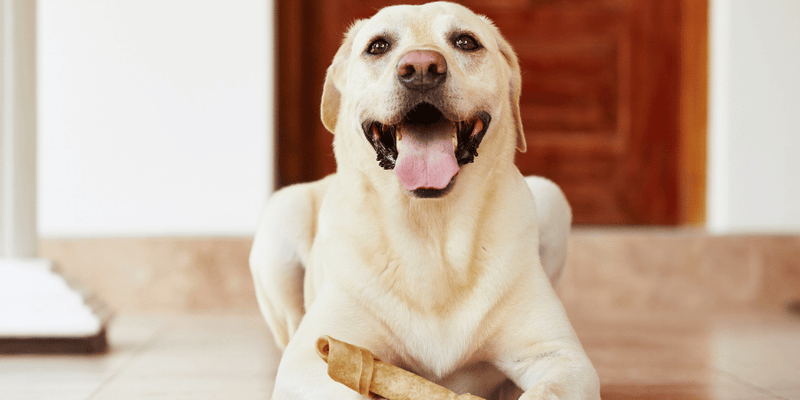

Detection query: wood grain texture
(679, 0), (708, 225)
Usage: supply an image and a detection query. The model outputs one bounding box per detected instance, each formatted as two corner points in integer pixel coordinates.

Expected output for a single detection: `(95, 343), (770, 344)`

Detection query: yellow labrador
(250, 2), (599, 399)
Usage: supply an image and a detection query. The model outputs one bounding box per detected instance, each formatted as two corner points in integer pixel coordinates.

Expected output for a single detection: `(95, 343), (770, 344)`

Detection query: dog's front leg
(273, 340), (365, 400)
(492, 285), (600, 399)
(250, 177), (333, 349)
(272, 285), (387, 400)
(498, 337), (599, 400)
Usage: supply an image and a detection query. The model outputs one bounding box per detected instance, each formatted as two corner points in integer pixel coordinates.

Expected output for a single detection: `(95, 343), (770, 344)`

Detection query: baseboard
(559, 229), (800, 312)
(40, 237), (258, 312)
(40, 230), (800, 313)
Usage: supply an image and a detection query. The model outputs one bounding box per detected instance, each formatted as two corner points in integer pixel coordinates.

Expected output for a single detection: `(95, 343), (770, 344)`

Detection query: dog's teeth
(396, 126), (402, 141)
(471, 118), (484, 137)
(371, 124), (381, 141)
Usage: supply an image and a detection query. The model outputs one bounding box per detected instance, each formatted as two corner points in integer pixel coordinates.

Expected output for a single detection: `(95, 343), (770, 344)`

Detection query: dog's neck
(329, 158), (528, 314)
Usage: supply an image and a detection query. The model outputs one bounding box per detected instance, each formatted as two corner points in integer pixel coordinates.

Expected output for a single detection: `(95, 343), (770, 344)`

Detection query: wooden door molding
(275, 0), (708, 225)
(679, 0), (708, 225)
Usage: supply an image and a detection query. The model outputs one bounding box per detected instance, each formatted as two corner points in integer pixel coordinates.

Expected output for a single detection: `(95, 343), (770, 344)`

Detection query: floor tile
(0, 313), (172, 400)
(710, 310), (800, 395)
(569, 308), (793, 399)
(601, 378), (777, 400)
(91, 312), (280, 400)
(771, 388), (800, 400)
(89, 376), (274, 400)
(4, 309), (799, 400)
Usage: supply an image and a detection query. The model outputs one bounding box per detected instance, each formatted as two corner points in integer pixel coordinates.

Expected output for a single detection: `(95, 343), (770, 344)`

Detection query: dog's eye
(454, 34), (480, 51)
(367, 39), (390, 55)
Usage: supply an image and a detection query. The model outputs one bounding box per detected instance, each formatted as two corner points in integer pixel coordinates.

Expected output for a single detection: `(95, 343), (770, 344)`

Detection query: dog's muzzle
(362, 102), (490, 198)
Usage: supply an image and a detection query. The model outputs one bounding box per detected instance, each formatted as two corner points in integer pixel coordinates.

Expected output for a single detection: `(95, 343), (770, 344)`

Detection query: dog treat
(316, 336), (485, 400)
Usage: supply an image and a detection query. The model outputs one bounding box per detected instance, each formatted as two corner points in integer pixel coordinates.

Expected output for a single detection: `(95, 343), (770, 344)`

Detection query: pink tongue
(394, 120), (459, 191)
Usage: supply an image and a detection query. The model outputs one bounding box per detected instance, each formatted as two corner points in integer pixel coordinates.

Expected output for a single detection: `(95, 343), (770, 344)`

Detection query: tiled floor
(1, 308), (799, 400)
(0, 313), (280, 400)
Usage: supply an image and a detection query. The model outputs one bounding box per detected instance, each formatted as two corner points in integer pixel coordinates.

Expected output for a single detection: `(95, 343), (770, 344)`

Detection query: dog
(250, 2), (600, 399)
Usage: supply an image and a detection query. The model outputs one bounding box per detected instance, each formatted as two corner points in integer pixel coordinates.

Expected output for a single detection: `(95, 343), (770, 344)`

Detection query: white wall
(37, 0), (274, 237)
(708, 0), (800, 233)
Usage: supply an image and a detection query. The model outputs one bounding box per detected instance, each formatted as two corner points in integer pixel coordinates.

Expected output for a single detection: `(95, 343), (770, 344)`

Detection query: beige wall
(41, 232), (800, 312)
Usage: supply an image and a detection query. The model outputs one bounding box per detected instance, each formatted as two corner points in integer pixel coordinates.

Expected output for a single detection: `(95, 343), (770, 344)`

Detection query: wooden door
(275, 0), (707, 225)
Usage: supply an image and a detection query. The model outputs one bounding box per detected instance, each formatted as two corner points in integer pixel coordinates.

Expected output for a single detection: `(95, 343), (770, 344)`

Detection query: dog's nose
(396, 50), (447, 93)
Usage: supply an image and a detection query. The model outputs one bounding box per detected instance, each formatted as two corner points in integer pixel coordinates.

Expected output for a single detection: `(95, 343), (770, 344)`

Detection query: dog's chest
(317, 202), (520, 377)
(387, 306), (491, 379)
(363, 255), (507, 378)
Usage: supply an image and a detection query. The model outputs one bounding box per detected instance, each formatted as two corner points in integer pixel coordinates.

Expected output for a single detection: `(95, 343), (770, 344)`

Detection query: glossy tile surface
(570, 308), (798, 399)
(1, 308), (798, 399)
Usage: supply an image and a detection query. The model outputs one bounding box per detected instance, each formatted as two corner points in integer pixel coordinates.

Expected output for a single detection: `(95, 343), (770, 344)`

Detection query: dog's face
(322, 2), (525, 198)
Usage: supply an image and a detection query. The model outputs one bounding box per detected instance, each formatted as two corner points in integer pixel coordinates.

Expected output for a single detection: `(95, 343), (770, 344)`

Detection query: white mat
(0, 259), (108, 338)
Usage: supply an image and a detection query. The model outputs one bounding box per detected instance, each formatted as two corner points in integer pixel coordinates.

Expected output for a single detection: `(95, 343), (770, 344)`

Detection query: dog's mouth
(362, 103), (491, 198)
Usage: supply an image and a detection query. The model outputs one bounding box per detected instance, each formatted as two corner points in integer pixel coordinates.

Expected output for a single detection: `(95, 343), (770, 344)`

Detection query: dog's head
(322, 2), (525, 198)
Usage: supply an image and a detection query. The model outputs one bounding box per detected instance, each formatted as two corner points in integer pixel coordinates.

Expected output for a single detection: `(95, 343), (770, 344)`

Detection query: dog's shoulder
(251, 174), (336, 269)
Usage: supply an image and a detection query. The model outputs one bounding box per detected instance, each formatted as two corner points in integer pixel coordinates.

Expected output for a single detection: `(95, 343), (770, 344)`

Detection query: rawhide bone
(315, 335), (485, 400)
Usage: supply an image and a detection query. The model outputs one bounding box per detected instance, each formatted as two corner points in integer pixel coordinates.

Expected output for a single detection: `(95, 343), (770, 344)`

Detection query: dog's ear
(497, 37), (526, 152)
(321, 19), (366, 133)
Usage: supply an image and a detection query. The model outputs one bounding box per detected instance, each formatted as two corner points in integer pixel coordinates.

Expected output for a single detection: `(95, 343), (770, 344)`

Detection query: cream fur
(250, 2), (599, 399)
